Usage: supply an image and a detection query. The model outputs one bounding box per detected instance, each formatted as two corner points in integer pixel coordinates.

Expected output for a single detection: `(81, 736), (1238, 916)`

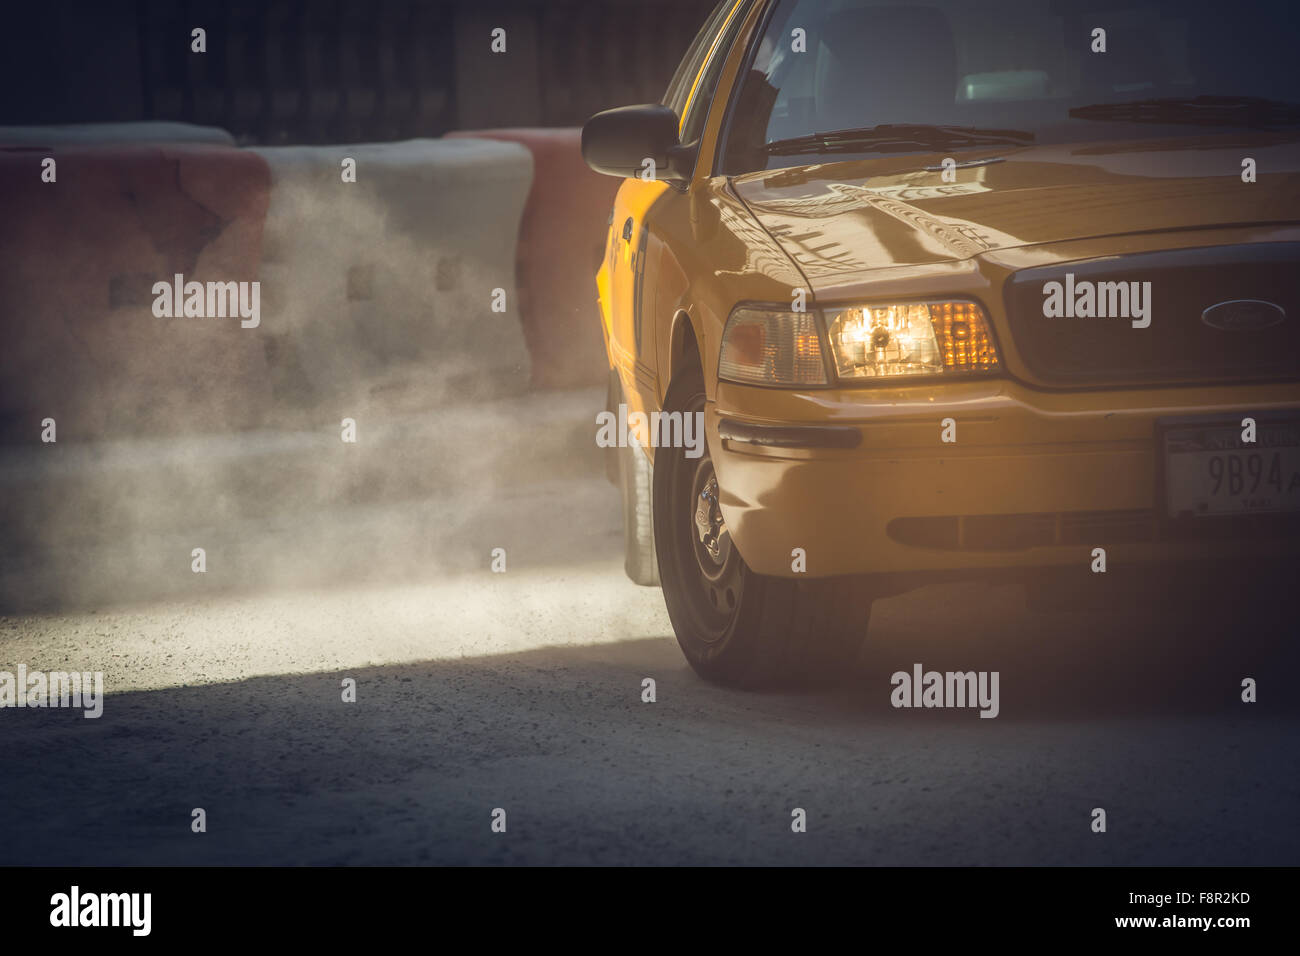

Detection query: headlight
(718, 307), (828, 386)
(826, 300), (998, 379)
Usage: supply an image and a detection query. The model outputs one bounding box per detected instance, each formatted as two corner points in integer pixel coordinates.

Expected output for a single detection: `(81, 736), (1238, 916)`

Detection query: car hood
(730, 132), (1300, 295)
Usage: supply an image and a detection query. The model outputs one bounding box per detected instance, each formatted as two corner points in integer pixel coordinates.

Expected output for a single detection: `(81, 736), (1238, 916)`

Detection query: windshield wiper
(763, 123), (1035, 156)
(1069, 95), (1300, 128)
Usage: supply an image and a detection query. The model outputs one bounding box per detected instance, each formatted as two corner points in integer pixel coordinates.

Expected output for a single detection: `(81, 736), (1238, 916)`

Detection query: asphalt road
(0, 394), (1296, 866)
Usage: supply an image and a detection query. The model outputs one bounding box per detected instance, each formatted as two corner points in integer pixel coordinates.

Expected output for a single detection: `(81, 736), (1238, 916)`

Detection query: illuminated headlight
(826, 301), (999, 379)
(718, 307), (828, 386)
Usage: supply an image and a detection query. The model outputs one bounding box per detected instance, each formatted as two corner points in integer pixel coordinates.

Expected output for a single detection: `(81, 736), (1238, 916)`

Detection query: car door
(598, 0), (749, 425)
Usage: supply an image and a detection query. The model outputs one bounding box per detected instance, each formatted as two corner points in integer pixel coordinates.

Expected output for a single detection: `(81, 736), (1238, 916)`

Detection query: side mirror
(581, 104), (694, 182)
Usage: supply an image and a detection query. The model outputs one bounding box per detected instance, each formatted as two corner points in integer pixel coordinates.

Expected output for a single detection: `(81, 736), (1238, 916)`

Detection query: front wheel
(653, 362), (875, 688)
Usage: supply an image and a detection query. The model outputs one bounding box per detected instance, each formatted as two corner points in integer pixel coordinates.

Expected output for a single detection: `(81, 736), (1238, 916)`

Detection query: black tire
(653, 361), (875, 688)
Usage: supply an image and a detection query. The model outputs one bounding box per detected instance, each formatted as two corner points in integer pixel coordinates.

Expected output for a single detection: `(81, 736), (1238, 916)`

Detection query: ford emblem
(1201, 299), (1285, 331)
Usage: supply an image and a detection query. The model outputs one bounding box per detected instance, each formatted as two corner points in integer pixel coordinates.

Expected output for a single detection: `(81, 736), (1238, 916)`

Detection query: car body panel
(707, 377), (1300, 576)
(597, 176), (668, 421)
(594, 0), (1300, 584)
(730, 134), (1300, 290)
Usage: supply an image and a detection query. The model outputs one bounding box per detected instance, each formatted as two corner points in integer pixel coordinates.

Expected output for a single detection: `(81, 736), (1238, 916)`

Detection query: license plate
(1161, 416), (1300, 518)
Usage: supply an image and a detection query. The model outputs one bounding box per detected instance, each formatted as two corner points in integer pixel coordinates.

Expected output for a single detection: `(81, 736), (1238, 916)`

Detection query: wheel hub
(694, 476), (726, 562)
(670, 400), (744, 640)
(690, 468), (732, 579)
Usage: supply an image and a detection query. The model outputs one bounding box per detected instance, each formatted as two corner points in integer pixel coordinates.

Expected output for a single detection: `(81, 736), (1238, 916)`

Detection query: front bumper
(707, 377), (1300, 578)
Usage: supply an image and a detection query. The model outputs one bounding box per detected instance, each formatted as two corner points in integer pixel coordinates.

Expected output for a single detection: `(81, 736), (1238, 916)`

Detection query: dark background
(0, 0), (719, 142)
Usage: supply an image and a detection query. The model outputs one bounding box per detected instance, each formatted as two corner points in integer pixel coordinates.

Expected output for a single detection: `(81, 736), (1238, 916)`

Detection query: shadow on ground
(1, 579), (1295, 866)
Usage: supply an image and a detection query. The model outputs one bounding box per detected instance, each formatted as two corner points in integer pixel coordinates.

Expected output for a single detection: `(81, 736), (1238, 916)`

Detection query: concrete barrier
(0, 142), (271, 442)
(0, 122), (236, 147)
(446, 128), (617, 389)
(249, 138), (534, 412)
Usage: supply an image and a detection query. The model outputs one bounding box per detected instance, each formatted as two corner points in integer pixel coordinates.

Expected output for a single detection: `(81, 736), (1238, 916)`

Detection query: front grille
(888, 510), (1300, 551)
(1004, 242), (1300, 387)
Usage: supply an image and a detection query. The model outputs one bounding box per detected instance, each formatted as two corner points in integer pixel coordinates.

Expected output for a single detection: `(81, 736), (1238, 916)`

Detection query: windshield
(721, 0), (1300, 174)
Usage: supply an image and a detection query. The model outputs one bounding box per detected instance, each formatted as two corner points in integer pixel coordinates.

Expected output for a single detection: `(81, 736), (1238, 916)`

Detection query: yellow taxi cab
(583, 0), (1300, 687)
